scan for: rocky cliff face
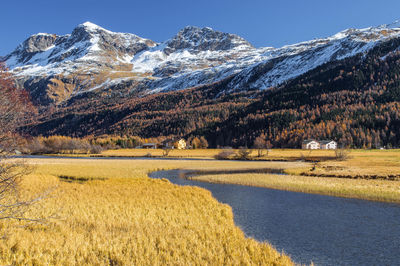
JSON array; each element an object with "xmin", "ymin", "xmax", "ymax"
[
  {"xmin": 164, "ymin": 26, "xmax": 253, "ymax": 53},
  {"xmin": 5, "ymin": 21, "xmax": 400, "ymax": 106}
]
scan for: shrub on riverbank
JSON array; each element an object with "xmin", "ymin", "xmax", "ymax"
[{"xmin": 214, "ymin": 150, "xmax": 236, "ymax": 160}]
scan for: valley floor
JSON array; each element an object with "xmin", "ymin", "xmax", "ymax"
[
  {"xmin": 2, "ymin": 149, "xmax": 399, "ymax": 264},
  {"xmin": 36, "ymin": 149, "xmax": 400, "ymax": 203}
]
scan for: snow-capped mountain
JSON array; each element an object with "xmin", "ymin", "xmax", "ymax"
[
  {"xmin": 6, "ymin": 22, "xmax": 156, "ymax": 70},
  {"xmin": 4, "ymin": 21, "xmax": 400, "ymax": 105}
]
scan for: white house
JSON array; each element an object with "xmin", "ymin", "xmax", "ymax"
[
  {"xmin": 319, "ymin": 140, "xmax": 337, "ymax": 150},
  {"xmin": 302, "ymin": 140, "xmax": 320, "ymax": 149}
]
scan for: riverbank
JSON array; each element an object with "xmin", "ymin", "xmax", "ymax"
[
  {"xmin": 179, "ymin": 149, "xmax": 400, "ymax": 203},
  {"xmin": 20, "ymin": 152, "xmax": 400, "ymax": 203},
  {"xmin": 188, "ymin": 171, "xmax": 400, "ymax": 204},
  {"xmin": 151, "ymin": 170, "xmax": 400, "ymax": 265},
  {"xmin": 40, "ymin": 148, "xmax": 400, "ymax": 164},
  {"xmin": 0, "ymin": 158, "xmax": 294, "ymax": 265}
]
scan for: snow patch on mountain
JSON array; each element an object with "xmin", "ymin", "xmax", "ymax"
[{"xmin": 79, "ymin": 21, "xmax": 112, "ymax": 34}]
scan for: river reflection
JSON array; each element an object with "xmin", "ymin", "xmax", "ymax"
[{"xmin": 149, "ymin": 170, "xmax": 400, "ymax": 266}]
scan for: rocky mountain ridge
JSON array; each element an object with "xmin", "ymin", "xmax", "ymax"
[{"xmin": 4, "ymin": 21, "xmax": 400, "ymax": 106}]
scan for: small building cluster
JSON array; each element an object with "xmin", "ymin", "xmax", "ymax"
[
  {"xmin": 302, "ymin": 139, "xmax": 337, "ymax": 150},
  {"xmin": 136, "ymin": 138, "xmax": 187, "ymax": 149},
  {"xmin": 161, "ymin": 138, "xmax": 187, "ymax": 149}
]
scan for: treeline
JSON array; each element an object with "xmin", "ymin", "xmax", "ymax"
[
  {"xmin": 25, "ymin": 136, "xmax": 103, "ymax": 154},
  {"xmin": 90, "ymin": 135, "xmax": 145, "ymax": 149},
  {"xmin": 25, "ymin": 135, "xmax": 148, "ymax": 154},
  {"xmin": 90, "ymin": 135, "xmax": 208, "ymax": 149},
  {"xmin": 23, "ymin": 135, "xmax": 210, "ymax": 154}
]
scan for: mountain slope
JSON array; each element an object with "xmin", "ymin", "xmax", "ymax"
[
  {"xmin": 5, "ymin": 22, "xmax": 157, "ymax": 104},
  {"xmin": 5, "ymin": 21, "xmax": 400, "ymax": 148},
  {"xmin": 6, "ymin": 21, "xmax": 400, "ymax": 106},
  {"xmin": 195, "ymin": 38, "xmax": 400, "ymax": 148},
  {"xmin": 22, "ymin": 32, "xmax": 400, "ymax": 149}
]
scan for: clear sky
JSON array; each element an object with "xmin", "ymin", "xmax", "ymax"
[{"xmin": 1, "ymin": 0, "xmax": 400, "ymax": 55}]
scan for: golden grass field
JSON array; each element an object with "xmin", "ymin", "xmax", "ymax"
[
  {"xmin": 100, "ymin": 147, "xmax": 400, "ymax": 166},
  {"xmin": 99, "ymin": 147, "xmax": 344, "ymax": 159},
  {"xmin": 100, "ymin": 148, "xmax": 226, "ymax": 158},
  {"xmin": 191, "ymin": 172, "xmax": 400, "ymax": 203},
  {"xmin": 48, "ymin": 149, "xmax": 400, "ymax": 203},
  {"xmin": 185, "ymin": 149, "xmax": 400, "ymax": 203},
  {"xmin": 0, "ymin": 158, "xmax": 294, "ymax": 265},
  {"xmin": 101, "ymin": 148, "xmax": 400, "ymax": 176},
  {"xmin": 2, "ymin": 149, "xmax": 399, "ymax": 264},
  {"xmin": 296, "ymin": 149, "xmax": 400, "ymax": 177}
]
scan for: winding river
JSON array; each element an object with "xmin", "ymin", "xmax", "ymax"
[{"xmin": 149, "ymin": 170, "xmax": 400, "ymax": 266}]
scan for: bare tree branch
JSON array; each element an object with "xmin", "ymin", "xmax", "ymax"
[{"xmin": 0, "ymin": 61, "xmax": 54, "ymax": 224}]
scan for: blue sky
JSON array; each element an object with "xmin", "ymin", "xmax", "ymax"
[{"xmin": 1, "ymin": 0, "xmax": 400, "ymax": 55}]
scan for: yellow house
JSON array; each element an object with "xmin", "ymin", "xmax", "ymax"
[{"xmin": 176, "ymin": 139, "xmax": 186, "ymax": 150}]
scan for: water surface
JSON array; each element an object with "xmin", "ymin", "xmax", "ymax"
[{"xmin": 149, "ymin": 170, "xmax": 400, "ymax": 266}]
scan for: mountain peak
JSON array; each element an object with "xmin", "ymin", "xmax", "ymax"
[
  {"xmin": 76, "ymin": 21, "xmax": 110, "ymax": 33},
  {"xmin": 68, "ymin": 21, "xmax": 114, "ymax": 46},
  {"xmin": 70, "ymin": 21, "xmax": 111, "ymax": 41},
  {"xmin": 16, "ymin": 33, "xmax": 58, "ymax": 54},
  {"xmin": 5, "ymin": 21, "xmax": 156, "ymax": 70},
  {"xmin": 179, "ymin": 25, "xmax": 213, "ymax": 33},
  {"xmin": 165, "ymin": 25, "xmax": 253, "ymax": 53},
  {"xmin": 81, "ymin": 21, "xmax": 100, "ymax": 27}
]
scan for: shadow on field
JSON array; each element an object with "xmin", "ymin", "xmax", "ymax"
[
  {"xmin": 58, "ymin": 175, "xmax": 108, "ymax": 183},
  {"xmin": 180, "ymin": 168, "xmax": 287, "ymax": 179}
]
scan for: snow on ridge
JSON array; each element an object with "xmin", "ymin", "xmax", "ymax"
[
  {"xmin": 328, "ymin": 23, "xmax": 400, "ymax": 42},
  {"xmin": 34, "ymin": 33, "xmax": 54, "ymax": 36},
  {"xmin": 78, "ymin": 21, "xmax": 155, "ymax": 46},
  {"xmin": 223, "ymin": 25, "xmax": 400, "ymax": 93},
  {"xmin": 7, "ymin": 20, "xmax": 400, "ymax": 100},
  {"xmin": 78, "ymin": 21, "xmax": 113, "ymax": 34},
  {"xmin": 383, "ymin": 19, "xmax": 400, "ymax": 29}
]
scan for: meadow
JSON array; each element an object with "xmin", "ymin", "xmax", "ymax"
[
  {"xmin": 190, "ymin": 172, "xmax": 400, "ymax": 203},
  {"xmin": 185, "ymin": 149, "xmax": 400, "ymax": 203},
  {"xmin": 97, "ymin": 147, "xmax": 341, "ymax": 159},
  {"xmin": 98, "ymin": 148, "xmax": 400, "ymax": 165},
  {"xmin": 45, "ymin": 148, "xmax": 400, "ymax": 203},
  {"xmin": 101, "ymin": 148, "xmax": 400, "ymax": 178},
  {"xmin": 100, "ymin": 148, "xmax": 226, "ymax": 158},
  {"xmin": 0, "ymin": 158, "xmax": 294, "ymax": 265}
]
